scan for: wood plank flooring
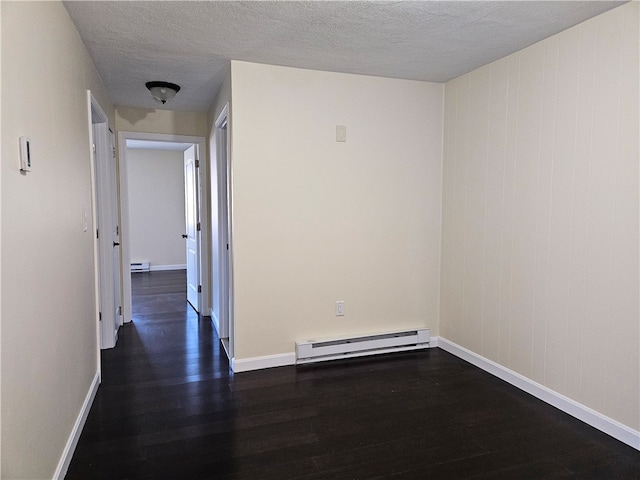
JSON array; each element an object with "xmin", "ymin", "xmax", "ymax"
[{"xmin": 66, "ymin": 270, "xmax": 639, "ymax": 479}]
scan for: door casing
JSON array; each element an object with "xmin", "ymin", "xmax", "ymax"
[{"xmin": 214, "ymin": 104, "xmax": 234, "ymax": 360}]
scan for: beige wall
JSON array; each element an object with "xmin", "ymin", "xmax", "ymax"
[
  {"xmin": 208, "ymin": 68, "xmax": 232, "ymax": 331},
  {"xmin": 1, "ymin": 3, "xmax": 4, "ymax": 471},
  {"xmin": 0, "ymin": 3, "xmax": 3, "ymax": 471},
  {"xmin": 115, "ymin": 107, "xmax": 207, "ymax": 137},
  {"xmin": 1, "ymin": 2, "xmax": 114, "ymax": 478},
  {"xmin": 441, "ymin": 2, "xmax": 639, "ymax": 431},
  {"xmin": 230, "ymin": 62, "xmax": 443, "ymax": 359},
  {"xmin": 127, "ymin": 149, "xmax": 186, "ymax": 268}
]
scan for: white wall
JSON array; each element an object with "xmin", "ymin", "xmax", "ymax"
[
  {"xmin": 1, "ymin": 2, "xmax": 114, "ymax": 478},
  {"xmin": 127, "ymin": 148, "xmax": 186, "ymax": 268},
  {"xmin": 230, "ymin": 62, "xmax": 443, "ymax": 360},
  {"xmin": 441, "ymin": 2, "xmax": 639, "ymax": 431}
]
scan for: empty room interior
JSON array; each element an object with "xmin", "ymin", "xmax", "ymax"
[{"xmin": 1, "ymin": 1, "xmax": 639, "ymax": 478}]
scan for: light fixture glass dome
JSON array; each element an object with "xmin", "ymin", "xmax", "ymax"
[{"xmin": 145, "ymin": 81, "xmax": 181, "ymax": 104}]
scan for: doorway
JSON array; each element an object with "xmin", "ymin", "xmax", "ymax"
[
  {"xmin": 214, "ymin": 104, "xmax": 234, "ymax": 360},
  {"xmin": 117, "ymin": 132, "xmax": 209, "ymax": 323},
  {"xmin": 89, "ymin": 93, "xmax": 122, "ymax": 349}
]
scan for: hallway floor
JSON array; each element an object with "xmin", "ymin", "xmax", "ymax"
[{"xmin": 66, "ymin": 271, "xmax": 639, "ymax": 479}]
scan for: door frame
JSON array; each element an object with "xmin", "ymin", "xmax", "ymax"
[
  {"xmin": 88, "ymin": 92, "xmax": 120, "ymax": 350},
  {"xmin": 117, "ymin": 132, "xmax": 210, "ymax": 322},
  {"xmin": 214, "ymin": 103, "xmax": 234, "ymax": 360}
]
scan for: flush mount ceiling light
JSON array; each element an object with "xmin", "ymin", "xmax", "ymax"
[{"xmin": 145, "ymin": 81, "xmax": 181, "ymax": 104}]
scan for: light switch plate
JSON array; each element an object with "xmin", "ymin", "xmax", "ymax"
[{"xmin": 336, "ymin": 125, "xmax": 346, "ymax": 142}]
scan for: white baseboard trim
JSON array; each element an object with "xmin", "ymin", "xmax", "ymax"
[
  {"xmin": 211, "ymin": 308, "xmax": 220, "ymax": 336},
  {"xmin": 231, "ymin": 352, "xmax": 296, "ymax": 373},
  {"xmin": 53, "ymin": 371, "xmax": 100, "ymax": 480},
  {"xmin": 437, "ymin": 337, "xmax": 640, "ymax": 451},
  {"xmin": 149, "ymin": 264, "xmax": 187, "ymax": 272},
  {"xmin": 428, "ymin": 336, "xmax": 439, "ymax": 348}
]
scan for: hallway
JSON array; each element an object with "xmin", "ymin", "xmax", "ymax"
[
  {"xmin": 66, "ymin": 270, "xmax": 233, "ymax": 478},
  {"xmin": 66, "ymin": 271, "xmax": 639, "ymax": 479}
]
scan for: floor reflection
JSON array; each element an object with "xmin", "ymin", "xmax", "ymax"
[{"xmin": 66, "ymin": 270, "xmax": 238, "ymax": 479}]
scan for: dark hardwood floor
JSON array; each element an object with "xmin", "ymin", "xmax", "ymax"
[{"xmin": 66, "ymin": 270, "xmax": 639, "ymax": 479}]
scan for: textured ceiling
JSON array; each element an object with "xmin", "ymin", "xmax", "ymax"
[{"xmin": 64, "ymin": 1, "xmax": 625, "ymax": 113}]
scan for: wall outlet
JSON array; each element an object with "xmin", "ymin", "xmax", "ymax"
[{"xmin": 335, "ymin": 301, "xmax": 345, "ymax": 316}]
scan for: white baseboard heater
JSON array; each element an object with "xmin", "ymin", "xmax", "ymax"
[
  {"xmin": 296, "ymin": 328, "xmax": 430, "ymax": 365},
  {"xmin": 131, "ymin": 262, "xmax": 150, "ymax": 273}
]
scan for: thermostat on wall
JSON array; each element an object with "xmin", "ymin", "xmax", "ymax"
[{"xmin": 19, "ymin": 136, "xmax": 31, "ymax": 172}]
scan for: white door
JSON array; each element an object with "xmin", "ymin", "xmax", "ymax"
[
  {"xmin": 92, "ymin": 108, "xmax": 120, "ymax": 349},
  {"xmin": 184, "ymin": 145, "xmax": 200, "ymax": 312}
]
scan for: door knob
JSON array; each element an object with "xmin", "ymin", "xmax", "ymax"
[
  {"xmin": 182, "ymin": 234, "xmax": 188, "ymax": 239},
  {"xmin": 113, "ymin": 242, "xmax": 120, "ymax": 247}
]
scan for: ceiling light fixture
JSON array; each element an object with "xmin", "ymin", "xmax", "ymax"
[{"xmin": 145, "ymin": 81, "xmax": 181, "ymax": 104}]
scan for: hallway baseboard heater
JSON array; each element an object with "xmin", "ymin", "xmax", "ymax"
[
  {"xmin": 295, "ymin": 328, "xmax": 430, "ymax": 364},
  {"xmin": 131, "ymin": 262, "xmax": 150, "ymax": 273}
]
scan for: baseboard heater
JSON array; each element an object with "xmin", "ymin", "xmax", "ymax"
[
  {"xmin": 296, "ymin": 328, "xmax": 430, "ymax": 365},
  {"xmin": 131, "ymin": 262, "xmax": 150, "ymax": 273}
]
